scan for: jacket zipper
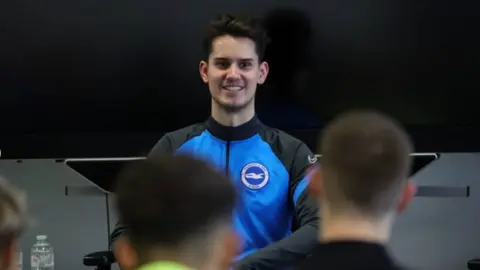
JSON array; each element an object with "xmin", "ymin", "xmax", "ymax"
[{"xmin": 225, "ymin": 141, "xmax": 231, "ymax": 177}]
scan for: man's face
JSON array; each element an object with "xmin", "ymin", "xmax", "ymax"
[{"xmin": 199, "ymin": 35, "xmax": 269, "ymax": 112}]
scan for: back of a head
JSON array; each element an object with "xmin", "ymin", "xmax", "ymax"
[
  {"xmin": 319, "ymin": 110, "xmax": 413, "ymax": 217},
  {"xmin": 114, "ymin": 154, "xmax": 237, "ymax": 259},
  {"xmin": 202, "ymin": 14, "xmax": 269, "ymax": 61},
  {"xmin": 0, "ymin": 177, "xmax": 28, "ymax": 263}
]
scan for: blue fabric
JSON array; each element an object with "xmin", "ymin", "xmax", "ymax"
[
  {"xmin": 293, "ymin": 177, "xmax": 309, "ymax": 206},
  {"xmin": 175, "ymin": 131, "xmax": 293, "ymax": 259}
]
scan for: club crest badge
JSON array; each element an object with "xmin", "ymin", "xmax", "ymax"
[{"xmin": 241, "ymin": 163, "xmax": 269, "ymax": 190}]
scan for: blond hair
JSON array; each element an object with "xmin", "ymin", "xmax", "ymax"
[{"xmin": 0, "ymin": 177, "xmax": 29, "ymax": 252}]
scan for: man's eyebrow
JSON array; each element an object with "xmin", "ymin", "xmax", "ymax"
[{"xmin": 212, "ymin": 57, "xmax": 254, "ymax": 61}]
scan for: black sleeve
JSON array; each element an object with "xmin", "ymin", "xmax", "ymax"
[
  {"xmin": 147, "ymin": 133, "xmax": 174, "ymax": 160},
  {"xmin": 235, "ymin": 140, "xmax": 319, "ymax": 270},
  {"xmin": 109, "ymin": 134, "xmax": 173, "ymax": 249}
]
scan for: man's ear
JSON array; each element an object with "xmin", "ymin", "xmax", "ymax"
[
  {"xmin": 308, "ymin": 165, "xmax": 323, "ymax": 199},
  {"xmin": 396, "ymin": 180, "xmax": 417, "ymax": 213},
  {"xmin": 199, "ymin": 60, "xmax": 209, "ymax": 83},
  {"xmin": 113, "ymin": 236, "xmax": 138, "ymax": 270},
  {"xmin": 219, "ymin": 230, "xmax": 242, "ymax": 270},
  {"xmin": 257, "ymin": 61, "xmax": 269, "ymax": 85}
]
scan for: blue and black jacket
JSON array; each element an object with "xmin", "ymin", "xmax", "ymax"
[{"xmin": 111, "ymin": 115, "xmax": 320, "ymax": 269}]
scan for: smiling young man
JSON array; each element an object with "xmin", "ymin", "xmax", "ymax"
[{"xmin": 111, "ymin": 14, "xmax": 319, "ymax": 270}]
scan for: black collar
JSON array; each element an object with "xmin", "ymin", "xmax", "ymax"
[
  {"xmin": 206, "ymin": 115, "xmax": 262, "ymax": 141},
  {"xmin": 300, "ymin": 241, "xmax": 399, "ymax": 269}
]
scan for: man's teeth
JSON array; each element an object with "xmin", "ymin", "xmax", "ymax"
[{"xmin": 224, "ymin": 86, "xmax": 242, "ymax": 91}]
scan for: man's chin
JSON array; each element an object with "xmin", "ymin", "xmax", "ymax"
[
  {"xmin": 220, "ymin": 103, "xmax": 246, "ymax": 113},
  {"xmin": 213, "ymin": 98, "xmax": 250, "ymax": 113}
]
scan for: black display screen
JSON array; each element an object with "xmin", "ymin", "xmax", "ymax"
[{"xmin": 0, "ymin": 1, "xmax": 478, "ymax": 158}]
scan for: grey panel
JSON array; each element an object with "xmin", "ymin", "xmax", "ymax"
[
  {"xmin": 389, "ymin": 153, "xmax": 480, "ymax": 270},
  {"xmin": 0, "ymin": 160, "xmax": 109, "ymax": 270},
  {"xmin": 415, "ymin": 185, "xmax": 470, "ymax": 197}
]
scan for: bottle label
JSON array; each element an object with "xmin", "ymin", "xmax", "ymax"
[{"xmin": 31, "ymin": 253, "xmax": 54, "ymax": 267}]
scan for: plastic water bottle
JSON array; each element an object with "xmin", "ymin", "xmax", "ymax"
[{"xmin": 30, "ymin": 235, "xmax": 54, "ymax": 270}]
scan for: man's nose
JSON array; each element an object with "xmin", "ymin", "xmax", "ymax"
[{"xmin": 226, "ymin": 65, "xmax": 241, "ymax": 78}]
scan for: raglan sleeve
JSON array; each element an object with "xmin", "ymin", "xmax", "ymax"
[
  {"xmin": 235, "ymin": 141, "xmax": 319, "ymax": 270},
  {"xmin": 109, "ymin": 134, "xmax": 173, "ymax": 249}
]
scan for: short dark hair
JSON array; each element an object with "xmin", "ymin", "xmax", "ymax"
[
  {"xmin": 114, "ymin": 155, "xmax": 237, "ymax": 253},
  {"xmin": 0, "ymin": 177, "xmax": 29, "ymax": 253},
  {"xmin": 319, "ymin": 110, "xmax": 413, "ymax": 217},
  {"xmin": 202, "ymin": 14, "xmax": 269, "ymax": 61}
]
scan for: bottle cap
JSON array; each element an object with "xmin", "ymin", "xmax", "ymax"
[{"xmin": 36, "ymin": 235, "xmax": 47, "ymax": 241}]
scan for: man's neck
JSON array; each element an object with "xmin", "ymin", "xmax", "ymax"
[
  {"xmin": 320, "ymin": 212, "xmax": 392, "ymax": 244},
  {"xmin": 139, "ymin": 250, "xmax": 201, "ymax": 270},
  {"xmin": 211, "ymin": 102, "xmax": 255, "ymax": 127}
]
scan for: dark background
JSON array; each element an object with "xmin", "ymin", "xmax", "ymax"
[{"xmin": 0, "ymin": 0, "xmax": 478, "ymax": 158}]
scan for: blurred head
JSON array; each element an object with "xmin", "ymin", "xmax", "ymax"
[
  {"xmin": 309, "ymin": 110, "xmax": 416, "ymax": 222},
  {"xmin": 114, "ymin": 155, "xmax": 239, "ymax": 270},
  {"xmin": 0, "ymin": 177, "xmax": 28, "ymax": 270},
  {"xmin": 199, "ymin": 14, "xmax": 269, "ymax": 113}
]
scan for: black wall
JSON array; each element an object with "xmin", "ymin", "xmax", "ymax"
[{"xmin": 1, "ymin": 0, "xmax": 478, "ymax": 158}]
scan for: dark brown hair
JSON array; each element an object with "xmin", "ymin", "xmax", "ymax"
[
  {"xmin": 319, "ymin": 110, "xmax": 413, "ymax": 217},
  {"xmin": 202, "ymin": 14, "xmax": 269, "ymax": 61},
  {"xmin": 114, "ymin": 154, "xmax": 237, "ymax": 253}
]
